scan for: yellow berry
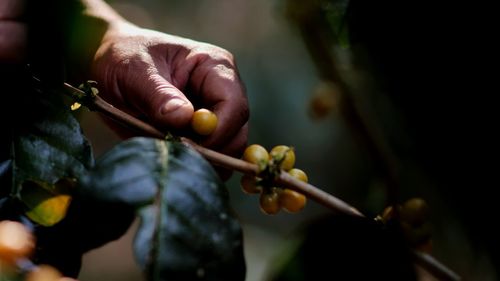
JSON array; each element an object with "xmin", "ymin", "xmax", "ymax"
[
  {"xmin": 240, "ymin": 175, "xmax": 262, "ymax": 194},
  {"xmin": 242, "ymin": 144, "xmax": 269, "ymax": 172},
  {"xmin": 280, "ymin": 189, "xmax": 306, "ymax": 213},
  {"xmin": 270, "ymin": 145, "xmax": 295, "ymax": 171},
  {"xmin": 281, "ymin": 168, "xmax": 308, "ymax": 212},
  {"xmin": 191, "ymin": 109, "xmax": 218, "ymax": 136},
  {"xmin": 401, "ymin": 198, "xmax": 429, "ymax": 226},
  {"xmin": 288, "ymin": 168, "xmax": 308, "ymax": 183},
  {"xmin": 259, "ymin": 189, "xmax": 280, "ymax": 215}
]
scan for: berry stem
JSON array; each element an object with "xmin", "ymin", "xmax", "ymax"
[
  {"xmin": 61, "ymin": 80, "xmax": 460, "ymax": 281},
  {"xmin": 277, "ymin": 172, "xmax": 363, "ymax": 217},
  {"xmin": 412, "ymin": 251, "xmax": 461, "ymax": 281},
  {"xmin": 63, "ymin": 81, "xmax": 364, "ymax": 216},
  {"xmin": 63, "ymin": 82, "xmax": 165, "ymax": 139}
]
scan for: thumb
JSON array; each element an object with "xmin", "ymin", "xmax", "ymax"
[{"xmin": 123, "ymin": 72, "xmax": 194, "ymax": 130}]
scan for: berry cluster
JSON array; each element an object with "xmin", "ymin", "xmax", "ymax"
[{"xmin": 241, "ymin": 144, "xmax": 308, "ymax": 215}]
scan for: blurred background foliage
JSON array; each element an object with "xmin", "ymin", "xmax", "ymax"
[{"xmin": 77, "ymin": 1, "xmax": 496, "ymax": 280}]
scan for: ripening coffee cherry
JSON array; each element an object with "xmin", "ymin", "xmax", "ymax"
[
  {"xmin": 309, "ymin": 81, "xmax": 338, "ymax": 119},
  {"xmin": 191, "ymin": 109, "xmax": 218, "ymax": 136},
  {"xmin": 240, "ymin": 175, "xmax": 262, "ymax": 194},
  {"xmin": 0, "ymin": 220, "xmax": 35, "ymax": 265},
  {"xmin": 270, "ymin": 145, "xmax": 295, "ymax": 171},
  {"xmin": 280, "ymin": 168, "xmax": 307, "ymax": 213},
  {"xmin": 288, "ymin": 168, "xmax": 308, "ymax": 183},
  {"xmin": 259, "ymin": 189, "xmax": 281, "ymax": 215},
  {"xmin": 400, "ymin": 198, "xmax": 429, "ymax": 226},
  {"xmin": 280, "ymin": 189, "xmax": 306, "ymax": 213},
  {"xmin": 242, "ymin": 144, "xmax": 269, "ymax": 172}
]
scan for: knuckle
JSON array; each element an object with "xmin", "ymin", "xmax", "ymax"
[{"xmin": 194, "ymin": 44, "xmax": 235, "ymax": 67}]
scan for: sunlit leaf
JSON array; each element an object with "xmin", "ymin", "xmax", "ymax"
[
  {"xmin": 70, "ymin": 102, "xmax": 81, "ymax": 111},
  {"xmin": 21, "ymin": 180, "xmax": 72, "ymax": 227}
]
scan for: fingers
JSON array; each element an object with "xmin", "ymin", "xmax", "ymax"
[
  {"xmin": 212, "ymin": 123, "xmax": 248, "ymax": 181},
  {"xmin": 0, "ymin": 21, "xmax": 26, "ymax": 63},
  {"xmin": 216, "ymin": 122, "xmax": 249, "ymax": 158},
  {"xmin": 189, "ymin": 50, "xmax": 249, "ymax": 149},
  {"xmin": 119, "ymin": 61, "xmax": 194, "ymax": 130},
  {"xmin": 91, "ymin": 31, "xmax": 248, "ymax": 150}
]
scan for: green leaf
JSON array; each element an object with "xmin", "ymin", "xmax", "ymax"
[
  {"xmin": 3, "ymin": 86, "xmax": 93, "ymax": 225},
  {"xmin": 80, "ymin": 138, "xmax": 246, "ymax": 281},
  {"xmin": 20, "ymin": 180, "xmax": 73, "ymax": 227},
  {"xmin": 11, "ymin": 89, "xmax": 93, "ymax": 195},
  {"xmin": 0, "ymin": 77, "xmax": 94, "ymax": 275}
]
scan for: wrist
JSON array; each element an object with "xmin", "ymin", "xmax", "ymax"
[{"xmin": 63, "ymin": 0, "xmax": 133, "ymax": 83}]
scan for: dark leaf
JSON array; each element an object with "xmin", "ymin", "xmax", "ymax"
[
  {"xmin": 4, "ymin": 87, "xmax": 93, "ymax": 227},
  {"xmin": 0, "ymin": 160, "xmax": 12, "ymax": 198},
  {"xmin": 80, "ymin": 138, "xmax": 246, "ymax": 281},
  {"xmin": 0, "ymin": 83, "xmax": 95, "ymax": 276},
  {"xmin": 11, "ymin": 89, "xmax": 93, "ymax": 197}
]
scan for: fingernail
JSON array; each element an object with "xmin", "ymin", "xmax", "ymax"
[{"xmin": 161, "ymin": 99, "xmax": 187, "ymax": 115}]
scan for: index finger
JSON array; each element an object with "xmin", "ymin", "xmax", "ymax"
[{"xmin": 190, "ymin": 60, "xmax": 249, "ymax": 150}]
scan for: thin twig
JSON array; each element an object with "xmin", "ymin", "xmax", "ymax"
[
  {"xmin": 412, "ymin": 251, "xmax": 461, "ymax": 281},
  {"xmin": 64, "ymin": 83, "xmax": 165, "ymax": 138},
  {"xmin": 60, "ymin": 82, "xmax": 460, "ymax": 281},
  {"xmin": 276, "ymin": 171, "xmax": 364, "ymax": 217},
  {"xmin": 62, "ymin": 82, "xmax": 363, "ymax": 217},
  {"xmin": 182, "ymin": 137, "xmax": 364, "ymax": 217}
]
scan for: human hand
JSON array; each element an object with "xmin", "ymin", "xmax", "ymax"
[
  {"xmin": 91, "ymin": 24, "xmax": 248, "ymax": 159},
  {"xmin": 0, "ymin": 0, "xmax": 26, "ymax": 62}
]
